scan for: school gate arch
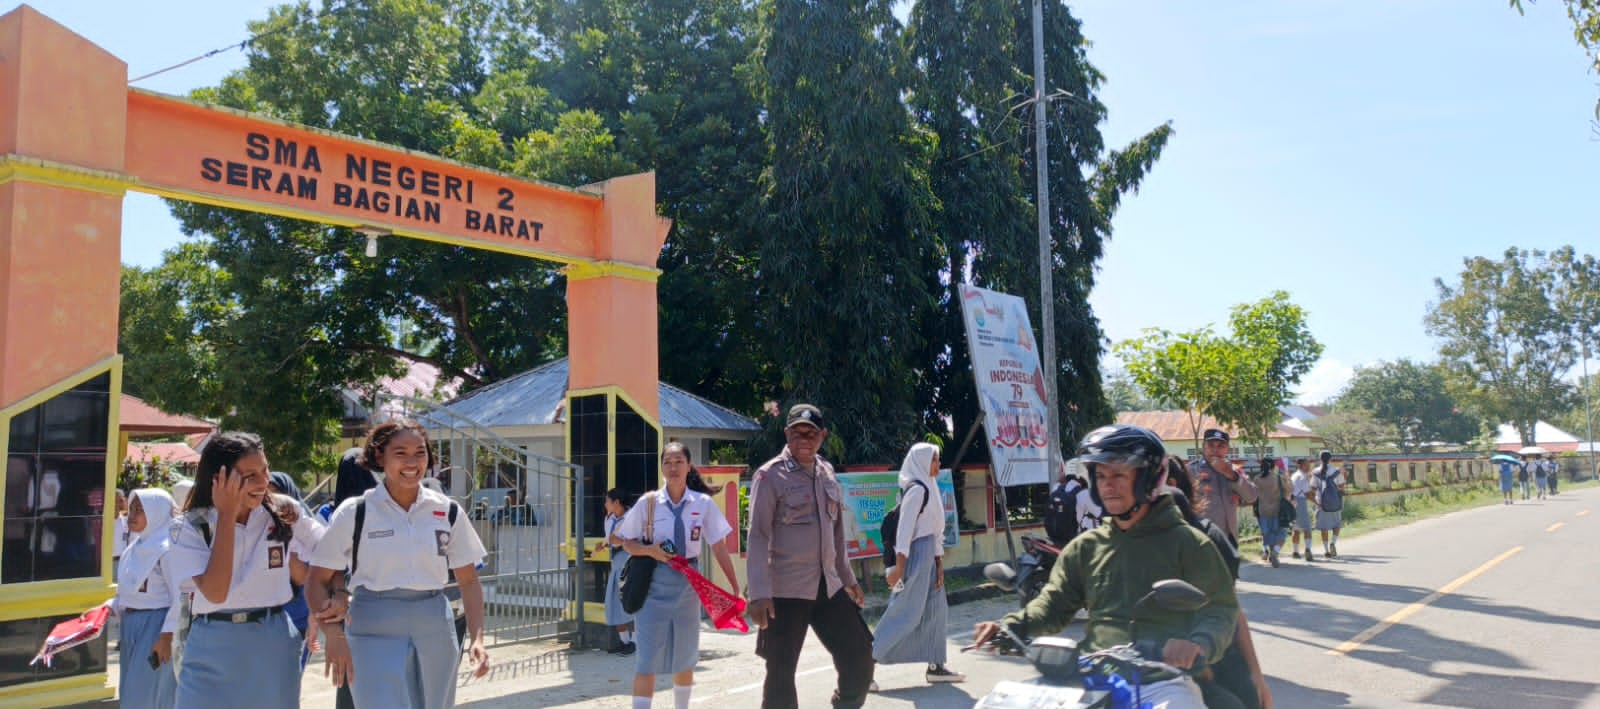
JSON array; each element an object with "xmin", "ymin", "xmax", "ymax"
[{"xmin": 0, "ymin": 7, "xmax": 667, "ymax": 704}]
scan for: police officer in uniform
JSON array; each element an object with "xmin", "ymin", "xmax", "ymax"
[{"xmin": 745, "ymin": 404, "xmax": 875, "ymax": 709}]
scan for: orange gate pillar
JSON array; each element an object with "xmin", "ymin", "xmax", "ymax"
[
  {"xmin": 0, "ymin": 6, "xmax": 128, "ymax": 706},
  {"xmin": 564, "ymin": 172, "xmax": 671, "ymax": 590}
]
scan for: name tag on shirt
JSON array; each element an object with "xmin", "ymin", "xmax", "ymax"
[
  {"xmin": 435, "ymin": 530, "xmax": 451, "ymax": 556},
  {"xmin": 690, "ymin": 526, "xmax": 701, "ymax": 542},
  {"xmin": 268, "ymin": 545, "xmax": 284, "ymax": 569},
  {"xmin": 367, "ymin": 529, "xmax": 395, "ymax": 539}
]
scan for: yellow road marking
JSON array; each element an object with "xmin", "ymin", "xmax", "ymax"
[
  {"xmin": 1546, "ymin": 522, "xmax": 1565, "ymax": 532},
  {"xmin": 1578, "ymin": 510, "xmax": 1591, "ymax": 517},
  {"xmin": 1328, "ymin": 546, "xmax": 1523, "ymax": 656}
]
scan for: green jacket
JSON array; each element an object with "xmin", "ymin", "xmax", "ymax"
[{"xmin": 1002, "ymin": 495, "xmax": 1238, "ymax": 667}]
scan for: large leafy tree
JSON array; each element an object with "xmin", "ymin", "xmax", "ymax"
[
  {"xmin": 908, "ymin": 0, "xmax": 1172, "ymax": 452},
  {"xmin": 1338, "ymin": 359, "xmax": 1481, "ymax": 451},
  {"xmin": 751, "ymin": 0, "xmax": 943, "ymax": 464},
  {"xmin": 1425, "ymin": 248, "xmax": 1579, "ymax": 446}
]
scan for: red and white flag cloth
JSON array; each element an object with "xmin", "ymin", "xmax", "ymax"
[
  {"xmin": 667, "ymin": 556, "xmax": 748, "ymax": 633},
  {"xmin": 31, "ymin": 604, "xmax": 111, "ymax": 668}
]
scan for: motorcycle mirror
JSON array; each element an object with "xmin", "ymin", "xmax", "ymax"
[
  {"xmin": 984, "ymin": 562, "xmax": 1018, "ymax": 592},
  {"xmin": 1134, "ymin": 579, "xmax": 1209, "ymax": 614}
]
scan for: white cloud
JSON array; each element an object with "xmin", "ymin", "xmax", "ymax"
[{"xmin": 1294, "ymin": 359, "xmax": 1354, "ymax": 405}]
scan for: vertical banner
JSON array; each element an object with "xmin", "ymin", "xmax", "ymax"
[
  {"xmin": 959, "ymin": 284, "xmax": 1051, "ymax": 486},
  {"xmin": 836, "ymin": 471, "xmax": 959, "ymax": 561}
]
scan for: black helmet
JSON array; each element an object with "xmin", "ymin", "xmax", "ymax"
[{"xmin": 1076, "ymin": 424, "xmax": 1167, "ymax": 518}]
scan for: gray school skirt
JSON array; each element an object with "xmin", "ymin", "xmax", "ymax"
[
  {"xmin": 872, "ymin": 535, "xmax": 948, "ymax": 665},
  {"xmin": 119, "ymin": 607, "xmax": 176, "ymax": 709},
  {"xmin": 175, "ymin": 608, "xmax": 301, "ymax": 709},
  {"xmin": 633, "ymin": 562, "xmax": 700, "ymax": 676},
  {"xmin": 348, "ymin": 587, "xmax": 461, "ymax": 709},
  {"xmin": 605, "ymin": 550, "xmax": 635, "ymax": 626}
]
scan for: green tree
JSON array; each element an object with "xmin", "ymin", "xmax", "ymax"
[
  {"xmin": 1209, "ymin": 292, "xmax": 1324, "ymax": 451},
  {"xmin": 1117, "ymin": 292, "xmax": 1321, "ymax": 452},
  {"xmin": 1102, "ymin": 367, "xmax": 1169, "ymax": 412},
  {"xmin": 908, "ymin": 0, "xmax": 1172, "ymax": 450},
  {"xmin": 1310, "ymin": 408, "xmax": 1397, "ymax": 456},
  {"xmin": 750, "ymin": 0, "xmax": 943, "ymax": 464},
  {"xmin": 1426, "ymin": 248, "xmax": 1579, "ymax": 447},
  {"xmin": 1116, "ymin": 327, "xmax": 1237, "ymax": 448},
  {"xmin": 1338, "ymin": 359, "xmax": 1482, "ymax": 451}
]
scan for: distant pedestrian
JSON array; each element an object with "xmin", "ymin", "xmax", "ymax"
[
  {"xmin": 1311, "ymin": 452, "xmax": 1344, "ymax": 558},
  {"xmin": 746, "ymin": 404, "xmax": 875, "ymax": 709},
  {"xmin": 1290, "ymin": 459, "xmax": 1315, "ymax": 560},
  {"xmin": 112, "ymin": 489, "xmax": 129, "ymax": 583},
  {"xmin": 1544, "ymin": 455, "xmax": 1560, "ymax": 495},
  {"xmin": 1251, "ymin": 457, "xmax": 1291, "ymax": 568},
  {"xmin": 595, "ymin": 488, "xmax": 637, "ymax": 655},
  {"xmin": 872, "ymin": 442, "xmax": 963, "ymax": 683},
  {"xmin": 1497, "ymin": 459, "xmax": 1515, "ymax": 505},
  {"xmin": 1517, "ymin": 457, "xmax": 1531, "ymax": 500},
  {"xmin": 1533, "ymin": 456, "xmax": 1549, "ymax": 500},
  {"xmin": 1186, "ymin": 429, "xmax": 1259, "ymax": 544}
]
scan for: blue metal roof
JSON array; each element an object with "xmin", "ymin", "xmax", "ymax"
[{"xmin": 441, "ymin": 358, "xmax": 760, "ymax": 434}]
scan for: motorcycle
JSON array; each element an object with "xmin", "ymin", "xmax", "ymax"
[
  {"xmin": 971, "ymin": 577, "xmax": 1211, "ymax": 709},
  {"xmin": 1005, "ymin": 534, "xmax": 1061, "ymax": 607}
]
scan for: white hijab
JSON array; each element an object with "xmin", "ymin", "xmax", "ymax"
[
  {"xmin": 897, "ymin": 442, "xmax": 944, "ymax": 520},
  {"xmin": 117, "ymin": 488, "xmax": 177, "ymax": 591}
]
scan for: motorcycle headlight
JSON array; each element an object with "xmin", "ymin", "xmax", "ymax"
[{"xmin": 1027, "ymin": 636, "xmax": 1081, "ymax": 682}]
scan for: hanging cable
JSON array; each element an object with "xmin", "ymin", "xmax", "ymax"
[{"xmin": 128, "ymin": 3, "xmax": 350, "ymax": 85}]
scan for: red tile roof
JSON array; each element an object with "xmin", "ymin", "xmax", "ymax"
[
  {"xmin": 1115, "ymin": 411, "xmax": 1322, "ymax": 442},
  {"xmin": 126, "ymin": 442, "xmax": 201, "ymax": 464},
  {"xmin": 120, "ymin": 394, "xmax": 215, "ymax": 435}
]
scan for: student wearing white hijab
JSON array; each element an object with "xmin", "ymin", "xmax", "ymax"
[
  {"xmin": 871, "ymin": 442, "xmax": 964, "ymax": 684},
  {"xmin": 109, "ymin": 488, "xmax": 182, "ymax": 708}
]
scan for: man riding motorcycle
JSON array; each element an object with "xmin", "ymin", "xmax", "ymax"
[{"xmin": 972, "ymin": 425, "xmax": 1240, "ymax": 708}]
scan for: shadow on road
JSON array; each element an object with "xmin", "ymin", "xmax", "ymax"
[
  {"xmin": 1413, "ymin": 670, "xmax": 1599, "ymax": 708},
  {"xmin": 1264, "ymin": 675, "xmax": 1358, "ymax": 707}
]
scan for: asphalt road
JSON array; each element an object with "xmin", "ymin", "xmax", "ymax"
[{"xmin": 91, "ymin": 486, "xmax": 1600, "ymax": 708}]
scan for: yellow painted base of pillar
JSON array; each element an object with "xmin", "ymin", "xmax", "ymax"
[{"xmin": 0, "ymin": 674, "xmax": 113, "ymax": 709}]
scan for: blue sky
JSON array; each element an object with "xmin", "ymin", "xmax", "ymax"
[{"xmin": 21, "ymin": 1, "xmax": 1600, "ymax": 403}]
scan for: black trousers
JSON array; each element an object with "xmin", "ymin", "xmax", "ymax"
[
  {"xmin": 756, "ymin": 581, "xmax": 875, "ymax": 709},
  {"xmin": 1201, "ymin": 642, "xmax": 1256, "ymax": 709}
]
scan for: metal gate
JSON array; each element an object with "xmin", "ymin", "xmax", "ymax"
[{"xmin": 373, "ymin": 394, "xmax": 585, "ymax": 647}]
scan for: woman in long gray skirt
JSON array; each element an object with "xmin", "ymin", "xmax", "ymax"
[
  {"xmin": 872, "ymin": 442, "xmax": 964, "ymax": 683},
  {"xmin": 596, "ymin": 488, "xmax": 637, "ymax": 654}
]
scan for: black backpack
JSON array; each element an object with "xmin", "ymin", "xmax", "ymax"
[
  {"xmin": 880, "ymin": 480, "xmax": 930, "ymax": 568},
  {"xmin": 1043, "ymin": 480, "xmax": 1083, "ymax": 545}
]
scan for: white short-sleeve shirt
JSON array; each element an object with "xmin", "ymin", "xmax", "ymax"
[
  {"xmin": 614, "ymin": 489, "xmax": 731, "ymax": 560},
  {"xmin": 308, "ymin": 483, "xmax": 486, "ymax": 592},
  {"xmin": 114, "ymin": 556, "xmax": 184, "ymax": 633},
  {"xmin": 166, "ymin": 506, "xmax": 294, "ymax": 615}
]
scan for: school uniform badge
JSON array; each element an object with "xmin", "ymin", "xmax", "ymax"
[
  {"xmin": 435, "ymin": 529, "xmax": 451, "ymax": 556},
  {"xmin": 268, "ymin": 545, "xmax": 284, "ymax": 569}
]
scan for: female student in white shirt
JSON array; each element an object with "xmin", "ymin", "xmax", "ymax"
[
  {"xmin": 306, "ymin": 419, "xmax": 490, "ymax": 709},
  {"xmin": 871, "ymin": 442, "xmax": 963, "ymax": 683},
  {"xmin": 168, "ymin": 432, "xmax": 325, "ymax": 708},
  {"xmin": 616, "ymin": 442, "xmax": 739, "ymax": 709},
  {"xmin": 108, "ymin": 488, "xmax": 181, "ymax": 708}
]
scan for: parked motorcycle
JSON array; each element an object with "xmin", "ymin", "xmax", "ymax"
[
  {"xmin": 971, "ymin": 577, "xmax": 1211, "ymax": 709},
  {"xmin": 1006, "ymin": 534, "xmax": 1061, "ymax": 607}
]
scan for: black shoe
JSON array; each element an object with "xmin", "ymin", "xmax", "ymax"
[
  {"xmin": 1292, "ymin": 550, "xmax": 1302, "ymax": 559},
  {"xmin": 1306, "ymin": 550, "xmax": 1315, "ymax": 562},
  {"xmin": 610, "ymin": 641, "xmax": 636, "ymax": 656},
  {"xmin": 1329, "ymin": 542, "xmax": 1338, "ymax": 558}
]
